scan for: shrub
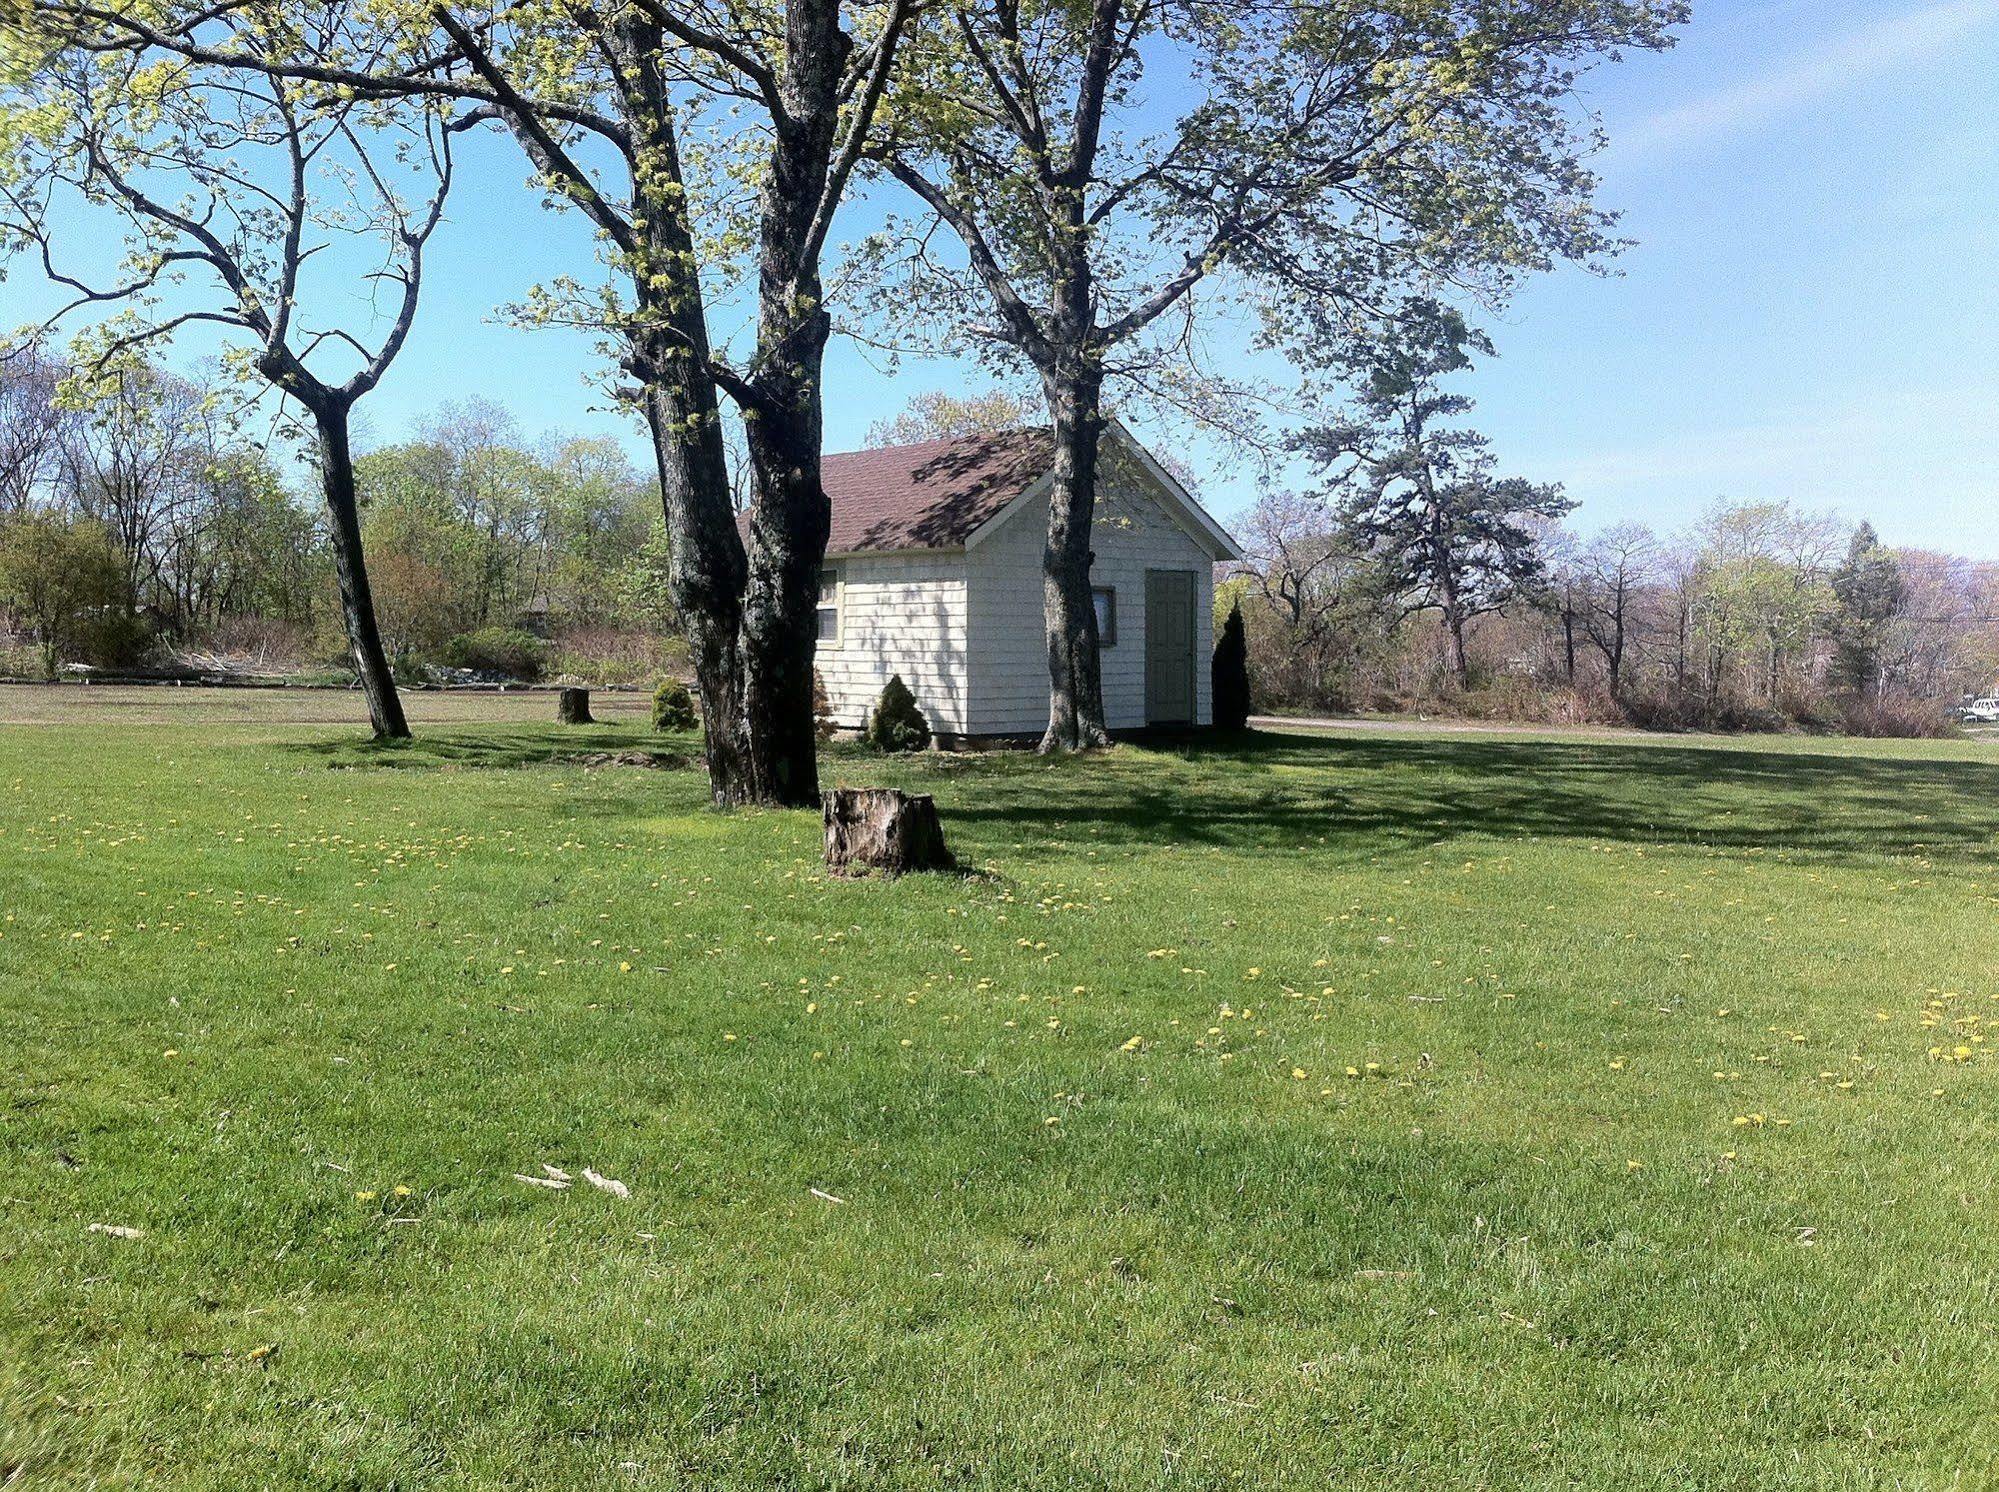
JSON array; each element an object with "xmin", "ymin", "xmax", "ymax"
[
  {"xmin": 862, "ymin": 674, "xmax": 931, "ymax": 753},
  {"xmin": 651, "ymin": 678, "xmax": 698, "ymax": 732},
  {"xmin": 74, "ymin": 610, "xmax": 158, "ymax": 672},
  {"xmin": 1840, "ymin": 694, "xmax": 1959, "ymax": 739},
  {"xmin": 1453, "ymin": 680, "xmax": 1623, "ymax": 727},
  {"xmin": 812, "ymin": 669, "xmax": 838, "ymax": 739},
  {"xmin": 543, "ymin": 627, "xmax": 683, "ymax": 689},
  {"xmin": 1211, "ymin": 601, "xmax": 1250, "ymax": 730},
  {"xmin": 1621, "ymin": 692, "xmax": 1791, "ymax": 735},
  {"xmin": 437, "ymin": 626, "xmax": 546, "ymax": 680}
]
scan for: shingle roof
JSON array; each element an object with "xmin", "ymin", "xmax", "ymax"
[{"xmin": 817, "ymin": 428, "xmax": 1052, "ymax": 554}]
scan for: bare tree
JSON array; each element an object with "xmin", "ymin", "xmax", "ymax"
[
  {"xmin": 1233, "ymin": 491, "xmax": 1396, "ymax": 709},
  {"xmin": 1577, "ymin": 523, "xmax": 1659, "ymax": 701},
  {"xmin": 866, "ymin": 389, "xmax": 1041, "ymax": 447},
  {"xmin": 0, "ymin": 347, "xmax": 73, "ymax": 513},
  {"xmin": 4, "ymin": 13, "xmax": 455, "ymax": 737}
]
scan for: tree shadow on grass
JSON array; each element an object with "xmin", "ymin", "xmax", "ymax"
[
  {"xmin": 930, "ymin": 730, "xmax": 1999, "ymax": 867},
  {"xmin": 277, "ymin": 724, "xmax": 1999, "ymax": 869},
  {"xmin": 286, "ymin": 726, "xmax": 691, "ymax": 773}
]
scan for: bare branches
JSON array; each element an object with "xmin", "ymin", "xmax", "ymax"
[
  {"xmin": 623, "ymin": 0, "xmax": 783, "ymax": 113},
  {"xmin": 803, "ymin": 0, "xmax": 916, "ymax": 271},
  {"xmin": 430, "ymin": 5, "xmax": 637, "ymax": 262},
  {"xmin": 882, "ymin": 158, "xmax": 1050, "ymax": 363},
  {"xmin": 6, "ymin": 13, "xmax": 461, "ymax": 418}
]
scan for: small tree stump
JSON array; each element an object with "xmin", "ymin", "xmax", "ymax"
[
  {"xmin": 823, "ymin": 788, "xmax": 956, "ymax": 876},
  {"xmin": 557, "ymin": 687, "xmax": 594, "ymax": 725}
]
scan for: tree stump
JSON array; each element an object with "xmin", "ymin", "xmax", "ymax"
[
  {"xmin": 823, "ymin": 788, "xmax": 956, "ymax": 876},
  {"xmin": 557, "ymin": 687, "xmax": 593, "ymax": 725}
]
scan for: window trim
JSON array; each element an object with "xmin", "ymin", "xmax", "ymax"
[
  {"xmin": 1092, "ymin": 585, "xmax": 1117, "ymax": 648},
  {"xmin": 816, "ymin": 565, "xmax": 844, "ymax": 650}
]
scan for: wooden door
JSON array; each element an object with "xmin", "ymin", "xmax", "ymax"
[{"xmin": 1144, "ymin": 569, "xmax": 1197, "ymax": 725}]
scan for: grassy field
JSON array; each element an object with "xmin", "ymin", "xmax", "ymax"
[{"xmin": 3, "ymin": 691, "xmax": 1997, "ymax": 1489}]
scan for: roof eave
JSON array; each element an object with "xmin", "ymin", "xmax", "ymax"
[{"xmin": 824, "ymin": 544, "xmax": 969, "ymax": 561}]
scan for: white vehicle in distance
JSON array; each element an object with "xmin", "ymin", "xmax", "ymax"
[{"xmin": 1959, "ymin": 696, "xmax": 1999, "ymax": 724}]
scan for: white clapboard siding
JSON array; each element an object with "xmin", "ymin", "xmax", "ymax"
[
  {"xmin": 814, "ymin": 551, "xmax": 970, "ymax": 734},
  {"xmin": 965, "ymin": 456, "xmax": 1215, "ymax": 735}
]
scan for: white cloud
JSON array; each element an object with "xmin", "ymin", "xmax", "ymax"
[{"xmin": 1620, "ymin": 0, "xmax": 1999, "ymax": 157}]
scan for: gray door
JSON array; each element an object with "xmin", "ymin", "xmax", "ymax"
[{"xmin": 1144, "ymin": 569, "xmax": 1197, "ymax": 725}]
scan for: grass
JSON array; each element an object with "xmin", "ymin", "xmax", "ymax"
[{"xmin": 3, "ymin": 691, "xmax": 1998, "ymax": 1489}]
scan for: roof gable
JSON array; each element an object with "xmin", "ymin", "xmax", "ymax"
[{"xmin": 963, "ymin": 420, "xmax": 1243, "ymax": 562}]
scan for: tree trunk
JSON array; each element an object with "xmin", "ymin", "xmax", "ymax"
[
  {"xmin": 1039, "ymin": 365, "xmax": 1111, "ymax": 753},
  {"xmin": 730, "ymin": 12, "xmax": 853, "ymax": 808},
  {"xmin": 312, "ymin": 405, "xmax": 409, "ymax": 741},
  {"xmin": 557, "ymin": 687, "xmax": 593, "ymax": 724},
  {"xmin": 591, "ymin": 14, "xmax": 766, "ymax": 809},
  {"xmin": 634, "ymin": 365, "xmax": 752, "ymax": 806},
  {"xmin": 740, "ymin": 396, "xmax": 830, "ymax": 808},
  {"xmin": 823, "ymin": 787, "xmax": 955, "ymax": 876},
  {"xmin": 614, "ymin": 6, "xmax": 839, "ymax": 809},
  {"xmin": 1440, "ymin": 589, "xmax": 1471, "ymax": 691}
]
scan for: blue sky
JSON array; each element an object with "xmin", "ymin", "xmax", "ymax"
[{"xmin": 11, "ymin": 0, "xmax": 1999, "ymax": 557}]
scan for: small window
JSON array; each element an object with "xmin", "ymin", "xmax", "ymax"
[
  {"xmin": 1092, "ymin": 586, "xmax": 1117, "ymax": 647},
  {"xmin": 816, "ymin": 567, "xmax": 842, "ymax": 647}
]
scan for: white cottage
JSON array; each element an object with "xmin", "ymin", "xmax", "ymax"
[{"xmin": 808, "ymin": 420, "xmax": 1243, "ymax": 740}]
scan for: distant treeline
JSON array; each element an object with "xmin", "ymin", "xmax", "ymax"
[{"xmin": 1228, "ymin": 491, "xmax": 1999, "ymax": 735}]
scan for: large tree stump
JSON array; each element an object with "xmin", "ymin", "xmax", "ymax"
[
  {"xmin": 557, "ymin": 687, "xmax": 594, "ymax": 725},
  {"xmin": 823, "ymin": 788, "xmax": 956, "ymax": 876}
]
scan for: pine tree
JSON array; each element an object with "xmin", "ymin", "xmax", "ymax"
[
  {"xmin": 1829, "ymin": 523, "xmax": 1902, "ymax": 698},
  {"xmin": 1297, "ymin": 299, "xmax": 1572, "ymax": 689}
]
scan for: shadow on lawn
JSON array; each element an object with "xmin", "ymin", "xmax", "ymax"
[
  {"xmin": 284, "ymin": 724, "xmax": 1999, "ymax": 868},
  {"xmin": 932, "ymin": 730, "xmax": 1999, "ymax": 866},
  {"xmin": 289, "ymin": 726, "xmax": 695, "ymax": 773}
]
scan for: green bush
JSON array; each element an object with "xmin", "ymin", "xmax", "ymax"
[
  {"xmin": 437, "ymin": 626, "xmax": 546, "ymax": 680},
  {"xmin": 75, "ymin": 610, "xmax": 157, "ymax": 671},
  {"xmin": 862, "ymin": 674, "xmax": 931, "ymax": 753},
  {"xmin": 651, "ymin": 678, "xmax": 698, "ymax": 732}
]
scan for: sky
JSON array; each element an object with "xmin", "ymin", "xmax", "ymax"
[{"xmin": 8, "ymin": 0, "xmax": 1999, "ymax": 557}]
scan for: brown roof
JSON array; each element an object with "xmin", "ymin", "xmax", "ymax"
[{"xmin": 805, "ymin": 428, "xmax": 1053, "ymax": 555}]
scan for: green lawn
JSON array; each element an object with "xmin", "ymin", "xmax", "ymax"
[{"xmin": 4, "ymin": 699, "xmax": 1997, "ymax": 1489}]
